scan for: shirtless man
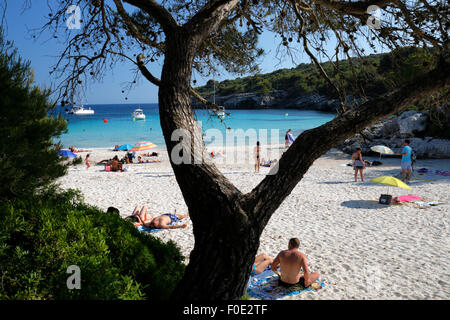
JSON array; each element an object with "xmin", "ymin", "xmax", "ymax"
[
  {"xmin": 128, "ymin": 205, "xmax": 188, "ymax": 229},
  {"xmin": 271, "ymin": 238, "xmax": 320, "ymax": 288}
]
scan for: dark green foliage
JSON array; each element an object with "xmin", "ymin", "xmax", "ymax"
[
  {"xmin": 0, "ymin": 189, "xmax": 185, "ymax": 300},
  {"xmin": 195, "ymin": 47, "xmax": 437, "ymax": 101},
  {"xmin": 0, "ymin": 30, "xmax": 67, "ymax": 199},
  {"xmin": 71, "ymin": 156, "xmax": 83, "ymax": 165}
]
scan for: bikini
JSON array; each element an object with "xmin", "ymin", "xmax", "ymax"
[{"xmin": 162, "ymin": 213, "xmax": 179, "ymax": 224}]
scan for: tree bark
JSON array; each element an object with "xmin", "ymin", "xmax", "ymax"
[{"xmin": 157, "ymin": 28, "xmax": 259, "ymax": 299}]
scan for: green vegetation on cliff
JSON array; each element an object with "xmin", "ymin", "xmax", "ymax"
[{"xmin": 195, "ymin": 47, "xmax": 437, "ymax": 100}]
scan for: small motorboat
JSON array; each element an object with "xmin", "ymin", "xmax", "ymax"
[
  {"xmin": 67, "ymin": 105, "xmax": 94, "ymax": 115},
  {"xmin": 216, "ymin": 106, "xmax": 225, "ymax": 117},
  {"xmin": 132, "ymin": 108, "xmax": 146, "ymax": 120}
]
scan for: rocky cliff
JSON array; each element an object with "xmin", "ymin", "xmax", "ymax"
[
  {"xmin": 337, "ymin": 111, "xmax": 450, "ymax": 159},
  {"xmin": 193, "ymin": 90, "xmax": 342, "ymax": 112}
]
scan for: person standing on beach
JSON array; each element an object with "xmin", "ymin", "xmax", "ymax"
[
  {"xmin": 85, "ymin": 154, "xmax": 91, "ymax": 170},
  {"xmin": 271, "ymin": 238, "xmax": 320, "ymax": 289},
  {"xmin": 351, "ymin": 147, "xmax": 365, "ymax": 182},
  {"xmin": 285, "ymin": 130, "xmax": 290, "ymax": 147},
  {"xmin": 285, "ymin": 129, "xmax": 294, "ymax": 147},
  {"xmin": 396, "ymin": 139, "xmax": 413, "ymax": 181},
  {"xmin": 254, "ymin": 141, "xmax": 261, "ymax": 173}
]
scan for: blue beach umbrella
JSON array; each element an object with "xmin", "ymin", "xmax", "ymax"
[
  {"xmin": 116, "ymin": 144, "xmax": 133, "ymax": 151},
  {"xmin": 58, "ymin": 150, "xmax": 77, "ymax": 158}
]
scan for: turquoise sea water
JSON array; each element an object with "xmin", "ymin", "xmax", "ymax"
[{"xmin": 57, "ymin": 103, "xmax": 335, "ymax": 148}]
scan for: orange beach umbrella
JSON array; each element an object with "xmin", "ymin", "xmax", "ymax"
[{"xmin": 129, "ymin": 141, "xmax": 156, "ymax": 152}]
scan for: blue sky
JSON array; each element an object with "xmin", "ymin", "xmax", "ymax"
[{"xmin": 3, "ymin": 1, "xmax": 382, "ymax": 104}]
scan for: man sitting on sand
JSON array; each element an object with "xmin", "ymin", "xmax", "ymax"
[
  {"xmin": 126, "ymin": 205, "xmax": 188, "ymax": 229},
  {"xmin": 271, "ymin": 238, "xmax": 321, "ymax": 289}
]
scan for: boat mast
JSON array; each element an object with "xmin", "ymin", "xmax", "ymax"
[{"xmin": 213, "ymin": 80, "xmax": 216, "ymax": 105}]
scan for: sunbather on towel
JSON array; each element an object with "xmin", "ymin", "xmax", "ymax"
[
  {"xmin": 137, "ymin": 156, "xmax": 161, "ymax": 163},
  {"xmin": 126, "ymin": 205, "xmax": 188, "ymax": 229},
  {"xmin": 271, "ymin": 238, "xmax": 321, "ymax": 289},
  {"xmin": 251, "ymin": 254, "xmax": 274, "ymax": 275}
]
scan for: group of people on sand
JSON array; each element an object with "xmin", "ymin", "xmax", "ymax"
[
  {"xmin": 121, "ymin": 205, "xmax": 319, "ymax": 289},
  {"xmin": 351, "ymin": 139, "xmax": 415, "ymax": 182},
  {"xmin": 252, "ymin": 237, "xmax": 321, "ymax": 289},
  {"xmin": 84, "ymin": 152, "xmax": 161, "ymax": 171}
]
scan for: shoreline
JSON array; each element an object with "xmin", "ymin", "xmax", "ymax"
[{"xmin": 58, "ymin": 146, "xmax": 450, "ymax": 300}]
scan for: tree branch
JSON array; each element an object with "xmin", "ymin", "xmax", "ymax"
[
  {"xmin": 314, "ymin": 0, "xmax": 393, "ymax": 16},
  {"xmin": 136, "ymin": 53, "xmax": 223, "ymax": 113},
  {"xmin": 123, "ymin": 0, "xmax": 179, "ymax": 32},
  {"xmin": 184, "ymin": 0, "xmax": 240, "ymax": 40},
  {"xmin": 112, "ymin": 0, "xmax": 165, "ymax": 50}
]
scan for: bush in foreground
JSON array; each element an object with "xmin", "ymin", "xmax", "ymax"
[{"xmin": 0, "ymin": 189, "xmax": 185, "ymax": 300}]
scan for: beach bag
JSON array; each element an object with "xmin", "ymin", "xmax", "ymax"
[
  {"xmin": 105, "ymin": 165, "xmax": 111, "ymax": 172},
  {"xmin": 379, "ymin": 194, "xmax": 392, "ymax": 205}
]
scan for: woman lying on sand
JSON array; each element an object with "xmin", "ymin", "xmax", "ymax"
[
  {"xmin": 252, "ymin": 254, "xmax": 274, "ymax": 275},
  {"xmin": 137, "ymin": 156, "xmax": 161, "ymax": 163},
  {"xmin": 69, "ymin": 145, "xmax": 91, "ymax": 153},
  {"xmin": 140, "ymin": 152, "xmax": 159, "ymax": 157},
  {"xmin": 126, "ymin": 206, "xmax": 188, "ymax": 229}
]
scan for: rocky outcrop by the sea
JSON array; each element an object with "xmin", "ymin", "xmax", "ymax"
[
  {"xmin": 193, "ymin": 90, "xmax": 342, "ymax": 112},
  {"xmin": 337, "ymin": 111, "xmax": 450, "ymax": 159}
]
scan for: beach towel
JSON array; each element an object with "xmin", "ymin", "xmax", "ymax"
[
  {"xmin": 395, "ymin": 195, "xmax": 423, "ymax": 202},
  {"xmin": 287, "ymin": 132, "xmax": 294, "ymax": 145},
  {"xmin": 415, "ymin": 201, "xmax": 443, "ymax": 207},
  {"xmin": 136, "ymin": 216, "xmax": 183, "ymax": 233},
  {"xmin": 246, "ymin": 270, "xmax": 325, "ymax": 300},
  {"xmin": 416, "ymin": 168, "xmax": 450, "ymax": 176},
  {"xmin": 136, "ymin": 225, "xmax": 163, "ymax": 233}
]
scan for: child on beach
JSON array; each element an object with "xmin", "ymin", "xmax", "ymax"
[{"xmin": 85, "ymin": 154, "xmax": 91, "ymax": 170}]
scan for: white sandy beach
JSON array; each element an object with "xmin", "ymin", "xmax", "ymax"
[{"xmin": 57, "ymin": 145, "xmax": 450, "ymax": 300}]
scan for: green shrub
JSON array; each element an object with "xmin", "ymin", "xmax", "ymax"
[
  {"xmin": 0, "ymin": 29, "xmax": 67, "ymax": 199},
  {"xmin": 0, "ymin": 189, "xmax": 185, "ymax": 300},
  {"xmin": 71, "ymin": 156, "xmax": 83, "ymax": 166}
]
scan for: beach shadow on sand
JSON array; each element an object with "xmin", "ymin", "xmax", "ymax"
[
  {"xmin": 320, "ymin": 181, "xmax": 352, "ymax": 185},
  {"xmin": 340, "ymin": 200, "xmax": 385, "ymax": 210},
  {"xmin": 136, "ymin": 172, "xmax": 175, "ymax": 178}
]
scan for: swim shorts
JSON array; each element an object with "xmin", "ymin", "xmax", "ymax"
[
  {"xmin": 401, "ymin": 161, "xmax": 412, "ymax": 170},
  {"xmin": 278, "ymin": 277, "xmax": 307, "ymax": 288}
]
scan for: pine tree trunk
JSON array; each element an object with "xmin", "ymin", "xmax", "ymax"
[{"xmin": 158, "ymin": 32, "xmax": 260, "ymax": 300}]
